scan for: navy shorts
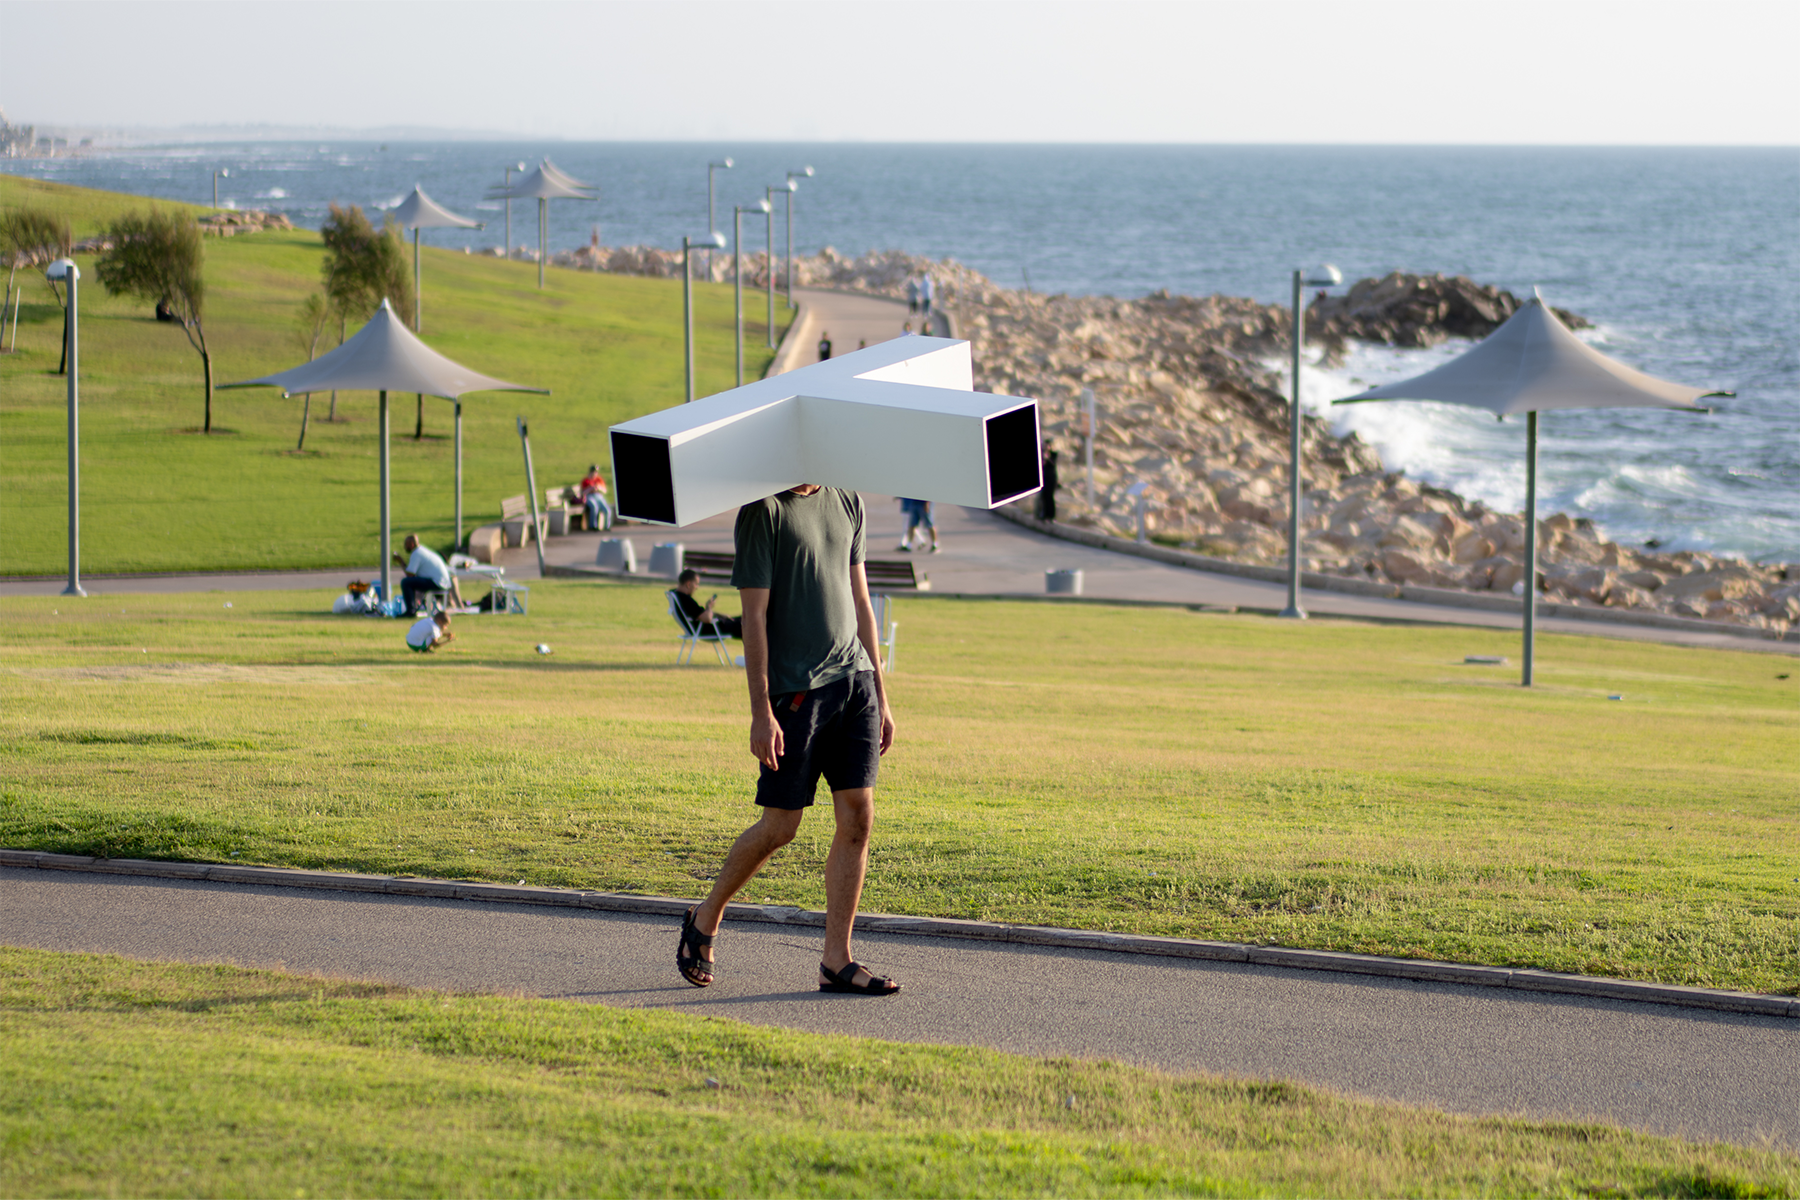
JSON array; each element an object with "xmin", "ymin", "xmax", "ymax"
[{"xmin": 756, "ymin": 671, "xmax": 881, "ymax": 809}]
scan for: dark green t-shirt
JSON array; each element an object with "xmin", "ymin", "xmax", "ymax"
[{"xmin": 731, "ymin": 488, "xmax": 873, "ymax": 695}]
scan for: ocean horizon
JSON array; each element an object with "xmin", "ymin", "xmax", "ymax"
[{"xmin": 7, "ymin": 141, "xmax": 1796, "ymax": 562}]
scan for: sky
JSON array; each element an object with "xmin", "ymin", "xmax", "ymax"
[{"xmin": 4, "ymin": 0, "xmax": 1796, "ymax": 145}]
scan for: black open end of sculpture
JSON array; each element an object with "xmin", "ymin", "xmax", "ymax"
[
  {"xmin": 611, "ymin": 431, "xmax": 677, "ymax": 525},
  {"xmin": 984, "ymin": 404, "xmax": 1042, "ymax": 505}
]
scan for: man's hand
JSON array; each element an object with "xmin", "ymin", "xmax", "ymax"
[
  {"xmin": 878, "ymin": 703, "xmax": 895, "ymax": 756},
  {"xmin": 750, "ymin": 705, "xmax": 784, "ymax": 771}
]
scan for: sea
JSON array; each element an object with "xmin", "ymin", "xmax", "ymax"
[{"xmin": 8, "ymin": 142, "xmax": 1796, "ymax": 562}]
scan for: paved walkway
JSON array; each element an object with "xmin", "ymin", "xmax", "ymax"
[{"xmin": 4, "ymin": 866, "xmax": 1793, "ymax": 1151}]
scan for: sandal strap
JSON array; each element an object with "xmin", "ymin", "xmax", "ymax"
[{"xmin": 682, "ymin": 910, "xmax": 715, "ymax": 948}]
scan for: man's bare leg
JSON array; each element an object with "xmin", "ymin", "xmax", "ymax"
[
  {"xmin": 819, "ymin": 786, "xmax": 881, "ymax": 986},
  {"xmin": 686, "ymin": 807, "xmax": 804, "ymax": 982}
]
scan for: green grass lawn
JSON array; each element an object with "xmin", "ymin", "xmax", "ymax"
[
  {"xmin": 1, "ymin": 174, "xmax": 788, "ymax": 575},
  {"xmin": 3, "ymin": 948, "xmax": 1792, "ymax": 1199},
  {"xmin": 2, "ymin": 583, "xmax": 1794, "ymax": 995}
]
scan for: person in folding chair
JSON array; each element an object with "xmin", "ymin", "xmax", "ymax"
[
  {"xmin": 671, "ymin": 569, "xmax": 740, "ymax": 637},
  {"xmin": 675, "ymin": 484, "xmax": 900, "ymax": 997}
]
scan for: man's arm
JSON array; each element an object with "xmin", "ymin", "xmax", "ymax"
[
  {"xmin": 740, "ymin": 588, "xmax": 782, "ymax": 770},
  {"xmin": 849, "ymin": 563, "xmax": 896, "ymax": 755}
]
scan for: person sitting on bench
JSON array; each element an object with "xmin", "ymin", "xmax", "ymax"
[
  {"xmin": 392, "ymin": 534, "xmax": 459, "ymax": 615},
  {"xmin": 673, "ymin": 568, "xmax": 740, "ymax": 637},
  {"xmin": 578, "ymin": 464, "xmax": 612, "ymax": 532}
]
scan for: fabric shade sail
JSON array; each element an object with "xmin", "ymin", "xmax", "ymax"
[
  {"xmin": 1333, "ymin": 294, "xmax": 1727, "ymax": 686},
  {"xmin": 222, "ymin": 300, "xmax": 548, "ymax": 598},
  {"xmin": 485, "ymin": 160, "xmax": 597, "ymax": 288},
  {"xmin": 387, "ymin": 186, "xmax": 483, "ymax": 334}
]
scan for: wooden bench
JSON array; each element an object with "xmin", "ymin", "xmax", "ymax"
[
  {"xmin": 499, "ymin": 493, "xmax": 547, "ymax": 548},
  {"xmin": 678, "ymin": 550, "xmax": 926, "ymax": 592}
]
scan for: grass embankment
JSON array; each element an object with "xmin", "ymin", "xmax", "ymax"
[
  {"xmin": 2, "ymin": 584, "xmax": 1794, "ymax": 995},
  {"xmin": 4, "ymin": 949, "xmax": 1792, "ymax": 1199},
  {"xmin": 0, "ymin": 174, "xmax": 787, "ymax": 575}
]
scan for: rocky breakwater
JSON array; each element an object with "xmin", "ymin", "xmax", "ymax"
[
  {"xmin": 196, "ymin": 210, "xmax": 293, "ymax": 237},
  {"xmin": 794, "ymin": 252, "xmax": 1792, "ymax": 635}
]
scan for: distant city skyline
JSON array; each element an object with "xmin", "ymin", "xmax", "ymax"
[{"xmin": 3, "ymin": 0, "xmax": 1795, "ymax": 146}]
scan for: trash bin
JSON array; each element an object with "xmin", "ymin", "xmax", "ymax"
[
  {"xmin": 649, "ymin": 542, "xmax": 684, "ymax": 578},
  {"xmin": 1046, "ymin": 568, "xmax": 1083, "ymax": 595},
  {"xmin": 597, "ymin": 538, "xmax": 637, "ymax": 573}
]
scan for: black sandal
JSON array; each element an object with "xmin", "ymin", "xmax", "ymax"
[
  {"xmin": 677, "ymin": 907, "xmax": 715, "ymax": 988},
  {"xmin": 819, "ymin": 960, "xmax": 900, "ymax": 996}
]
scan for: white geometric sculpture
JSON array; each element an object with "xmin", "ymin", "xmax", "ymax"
[{"xmin": 608, "ymin": 337, "xmax": 1042, "ymax": 527}]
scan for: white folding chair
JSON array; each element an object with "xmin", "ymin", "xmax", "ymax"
[
  {"xmin": 668, "ymin": 590, "xmax": 734, "ymax": 666},
  {"xmin": 872, "ymin": 594, "xmax": 899, "ymax": 673}
]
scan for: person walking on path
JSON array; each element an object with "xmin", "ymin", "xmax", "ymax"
[
  {"xmin": 897, "ymin": 497, "xmax": 938, "ymax": 552},
  {"xmin": 675, "ymin": 484, "xmax": 900, "ymax": 996},
  {"xmin": 905, "ymin": 278, "xmax": 919, "ymax": 315},
  {"xmin": 817, "ymin": 331, "xmax": 832, "ymax": 362},
  {"xmin": 918, "ymin": 274, "xmax": 934, "ymax": 323}
]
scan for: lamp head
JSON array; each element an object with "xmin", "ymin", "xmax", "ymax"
[
  {"xmin": 1301, "ymin": 263, "xmax": 1343, "ymax": 288},
  {"xmin": 713, "ymin": 158, "xmax": 734, "ymax": 170},
  {"xmin": 44, "ymin": 257, "xmax": 78, "ymax": 282},
  {"xmin": 800, "ymin": 166, "xmax": 814, "ymax": 177},
  {"xmin": 782, "ymin": 179, "xmax": 797, "ymax": 192},
  {"xmin": 218, "ymin": 168, "xmax": 229, "ymax": 179},
  {"xmin": 514, "ymin": 161, "xmax": 526, "ymax": 172},
  {"xmin": 697, "ymin": 231, "xmax": 726, "ymax": 249},
  {"xmin": 756, "ymin": 198, "xmax": 771, "ymax": 213}
]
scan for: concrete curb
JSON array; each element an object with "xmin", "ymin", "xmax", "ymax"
[
  {"xmin": 993, "ymin": 506, "xmax": 1799, "ymax": 646},
  {"xmin": 4, "ymin": 849, "xmax": 1792, "ymax": 1019}
]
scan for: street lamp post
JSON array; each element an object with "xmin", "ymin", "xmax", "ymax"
[
  {"xmin": 45, "ymin": 258, "xmax": 83, "ymax": 597},
  {"xmin": 212, "ymin": 168, "xmax": 229, "ymax": 210},
  {"xmin": 503, "ymin": 161, "xmax": 524, "ymax": 259},
  {"xmin": 682, "ymin": 232, "xmax": 726, "ymax": 403},
  {"xmin": 784, "ymin": 167, "xmax": 813, "ymax": 308},
  {"xmin": 1280, "ymin": 264, "xmax": 1343, "ymax": 620},
  {"xmin": 734, "ymin": 199, "xmax": 770, "ymax": 387},
  {"xmin": 763, "ymin": 185, "xmax": 785, "ymax": 349},
  {"xmin": 707, "ymin": 158, "xmax": 733, "ymax": 275}
]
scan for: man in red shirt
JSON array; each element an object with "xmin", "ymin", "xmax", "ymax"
[{"xmin": 578, "ymin": 464, "xmax": 612, "ymax": 531}]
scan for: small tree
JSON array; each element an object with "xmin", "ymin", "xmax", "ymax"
[
  {"xmin": 95, "ymin": 209, "xmax": 218, "ymax": 431},
  {"xmin": 0, "ymin": 207, "xmax": 72, "ymax": 358},
  {"xmin": 321, "ymin": 203, "xmax": 415, "ymax": 431},
  {"xmin": 292, "ymin": 292, "xmax": 330, "ymax": 451}
]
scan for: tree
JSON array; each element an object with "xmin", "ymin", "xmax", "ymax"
[
  {"xmin": 94, "ymin": 209, "xmax": 216, "ymax": 431},
  {"xmin": 1, "ymin": 207, "xmax": 71, "ymax": 359},
  {"xmin": 320, "ymin": 203, "xmax": 417, "ymax": 433},
  {"xmin": 292, "ymin": 292, "xmax": 330, "ymax": 451}
]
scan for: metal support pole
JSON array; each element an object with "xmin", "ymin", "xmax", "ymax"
[
  {"xmin": 518, "ymin": 417, "xmax": 546, "ymax": 577},
  {"xmin": 61, "ymin": 265, "xmax": 83, "ymax": 596},
  {"xmin": 1523, "ymin": 410, "xmax": 1539, "ymax": 688},
  {"xmin": 1083, "ymin": 387, "xmax": 1096, "ymax": 510},
  {"xmin": 379, "ymin": 390, "xmax": 391, "ymax": 604},
  {"xmin": 1280, "ymin": 268, "xmax": 1307, "ymax": 619},
  {"xmin": 454, "ymin": 400, "xmax": 464, "ymax": 549},
  {"xmin": 785, "ymin": 190, "xmax": 795, "ymax": 308},
  {"xmin": 412, "ymin": 227, "xmax": 421, "ymax": 332},
  {"xmin": 764, "ymin": 197, "xmax": 775, "ymax": 350},
  {"xmin": 683, "ymin": 237, "xmax": 696, "ymax": 403},
  {"xmin": 734, "ymin": 209, "xmax": 744, "ymax": 387},
  {"xmin": 537, "ymin": 198, "xmax": 546, "ymax": 289}
]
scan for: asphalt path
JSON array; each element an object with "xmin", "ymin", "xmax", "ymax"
[{"xmin": 5, "ymin": 867, "xmax": 1794, "ymax": 1151}]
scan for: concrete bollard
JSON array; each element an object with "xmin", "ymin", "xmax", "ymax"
[
  {"xmin": 1046, "ymin": 568, "xmax": 1083, "ymax": 595},
  {"xmin": 597, "ymin": 538, "xmax": 637, "ymax": 573},
  {"xmin": 648, "ymin": 542, "xmax": 684, "ymax": 578}
]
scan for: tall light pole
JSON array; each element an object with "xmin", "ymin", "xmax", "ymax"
[
  {"xmin": 734, "ymin": 199, "xmax": 770, "ymax": 387},
  {"xmin": 707, "ymin": 157, "xmax": 732, "ymax": 276},
  {"xmin": 1280, "ymin": 264, "xmax": 1343, "ymax": 620},
  {"xmin": 763, "ymin": 185, "xmax": 785, "ymax": 349},
  {"xmin": 682, "ymin": 232, "xmax": 725, "ymax": 403},
  {"xmin": 784, "ymin": 166, "xmax": 813, "ymax": 308},
  {"xmin": 503, "ymin": 161, "xmax": 524, "ymax": 258},
  {"xmin": 45, "ymin": 258, "xmax": 83, "ymax": 597},
  {"xmin": 212, "ymin": 167, "xmax": 229, "ymax": 210}
]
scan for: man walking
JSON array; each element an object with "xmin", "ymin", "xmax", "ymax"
[{"xmin": 676, "ymin": 484, "xmax": 899, "ymax": 996}]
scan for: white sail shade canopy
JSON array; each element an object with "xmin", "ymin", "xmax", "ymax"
[
  {"xmin": 222, "ymin": 301, "xmax": 548, "ymax": 599},
  {"xmin": 386, "ymin": 186, "xmax": 483, "ymax": 334},
  {"xmin": 389, "ymin": 186, "xmax": 483, "ymax": 231},
  {"xmin": 486, "ymin": 160, "xmax": 598, "ymax": 288},
  {"xmin": 1335, "ymin": 296, "xmax": 1722, "ymax": 415},
  {"xmin": 1332, "ymin": 294, "xmax": 1728, "ymax": 686}
]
